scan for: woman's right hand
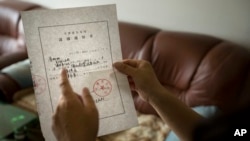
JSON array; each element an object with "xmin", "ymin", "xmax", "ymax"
[{"xmin": 113, "ymin": 59, "xmax": 164, "ymax": 103}]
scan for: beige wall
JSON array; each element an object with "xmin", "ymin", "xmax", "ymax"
[{"xmin": 21, "ymin": 0, "xmax": 250, "ymax": 48}]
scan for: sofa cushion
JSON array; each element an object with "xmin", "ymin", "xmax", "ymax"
[{"xmin": 0, "ymin": 6, "xmax": 19, "ymax": 37}]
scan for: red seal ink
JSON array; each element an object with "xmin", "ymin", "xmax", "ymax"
[
  {"xmin": 32, "ymin": 75, "xmax": 46, "ymax": 94},
  {"xmin": 93, "ymin": 79, "xmax": 112, "ymax": 97}
]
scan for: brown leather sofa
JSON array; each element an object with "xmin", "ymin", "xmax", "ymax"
[
  {"xmin": 1, "ymin": 0, "xmax": 250, "ymax": 116},
  {"xmin": 119, "ymin": 22, "xmax": 250, "ymax": 115},
  {"xmin": 0, "ymin": 0, "xmax": 42, "ymax": 69},
  {"xmin": 0, "ymin": 0, "xmax": 43, "ymax": 102}
]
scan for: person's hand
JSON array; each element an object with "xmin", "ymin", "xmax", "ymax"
[
  {"xmin": 52, "ymin": 69, "xmax": 99, "ymax": 141},
  {"xmin": 113, "ymin": 59, "xmax": 163, "ymax": 103}
]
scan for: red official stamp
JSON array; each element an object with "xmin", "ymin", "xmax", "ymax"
[
  {"xmin": 93, "ymin": 79, "xmax": 112, "ymax": 97},
  {"xmin": 32, "ymin": 75, "xmax": 46, "ymax": 94}
]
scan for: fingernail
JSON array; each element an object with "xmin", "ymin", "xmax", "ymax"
[{"xmin": 61, "ymin": 68, "xmax": 67, "ymax": 74}]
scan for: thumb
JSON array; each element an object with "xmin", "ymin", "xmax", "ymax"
[
  {"xmin": 113, "ymin": 62, "xmax": 136, "ymax": 77},
  {"xmin": 81, "ymin": 87, "xmax": 96, "ymax": 109}
]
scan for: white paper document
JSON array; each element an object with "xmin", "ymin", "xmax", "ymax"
[{"xmin": 21, "ymin": 5, "xmax": 138, "ymax": 140}]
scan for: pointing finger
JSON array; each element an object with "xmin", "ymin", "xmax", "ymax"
[{"xmin": 60, "ymin": 68, "xmax": 74, "ymax": 98}]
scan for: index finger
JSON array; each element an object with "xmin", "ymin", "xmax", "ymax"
[{"xmin": 59, "ymin": 68, "xmax": 74, "ymax": 98}]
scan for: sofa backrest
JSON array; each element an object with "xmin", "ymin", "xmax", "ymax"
[
  {"xmin": 119, "ymin": 22, "xmax": 250, "ymax": 114},
  {"xmin": 0, "ymin": 0, "xmax": 43, "ymax": 69}
]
